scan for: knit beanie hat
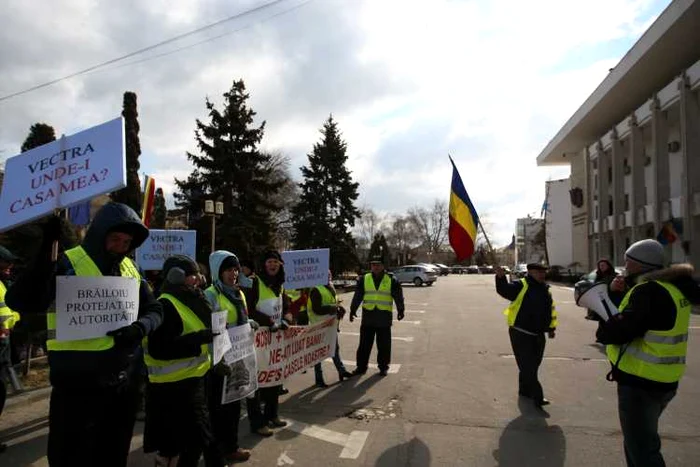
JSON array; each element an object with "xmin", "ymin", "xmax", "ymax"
[
  {"xmin": 262, "ymin": 250, "xmax": 284, "ymax": 264},
  {"xmin": 625, "ymin": 239, "xmax": 665, "ymax": 270},
  {"xmin": 162, "ymin": 255, "xmax": 200, "ymax": 285}
]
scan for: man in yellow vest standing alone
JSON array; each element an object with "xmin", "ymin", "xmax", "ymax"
[
  {"xmin": 6, "ymin": 203, "xmax": 164, "ymax": 467},
  {"xmin": 349, "ymin": 256, "xmax": 405, "ymax": 376},
  {"xmin": 596, "ymin": 239, "xmax": 699, "ymax": 467},
  {"xmin": 495, "ymin": 263, "xmax": 557, "ymax": 409}
]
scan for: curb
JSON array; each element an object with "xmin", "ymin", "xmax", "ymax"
[{"xmin": 6, "ymin": 386, "xmax": 52, "ymax": 409}]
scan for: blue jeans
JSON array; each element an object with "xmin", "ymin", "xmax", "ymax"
[
  {"xmin": 314, "ymin": 338, "xmax": 345, "ymax": 384},
  {"xmin": 617, "ymin": 384, "xmax": 676, "ymax": 467}
]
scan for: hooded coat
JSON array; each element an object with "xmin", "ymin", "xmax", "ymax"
[
  {"xmin": 6, "ymin": 203, "xmax": 163, "ymax": 389},
  {"xmin": 597, "ymin": 264, "xmax": 700, "ymax": 391},
  {"xmin": 204, "ymin": 250, "xmax": 249, "ymax": 327}
]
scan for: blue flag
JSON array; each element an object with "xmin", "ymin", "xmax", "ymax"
[{"xmin": 68, "ymin": 201, "xmax": 91, "ymax": 226}]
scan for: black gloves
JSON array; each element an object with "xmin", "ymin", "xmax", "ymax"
[
  {"xmin": 397, "ymin": 310, "xmax": 405, "ymax": 321},
  {"xmin": 107, "ymin": 322, "xmax": 146, "ymax": 349},
  {"xmin": 349, "ymin": 310, "xmax": 357, "ymax": 322},
  {"xmin": 213, "ymin": 362, "xmax": 232, "ymax": 377},
  {"xmin": 248, "ymin": 320, "xmax": 260, "ymax": 330},
  {"xmin": 192, "ymin": 329, "xmax": 216, "ymax": 344}
]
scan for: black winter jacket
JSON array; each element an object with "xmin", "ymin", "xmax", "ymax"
[
  {"xmin": 350, "ymin": 272, "xmax": 405, "ymax": 328},
  {"xmin": 496, "ymin": 275, "xmax": 555, "ymax": 334}
]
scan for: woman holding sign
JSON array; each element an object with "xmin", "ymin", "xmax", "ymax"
[
  {"xmin": 142, "ymin": 256, "xmax": 225, "ymax": 467},
  {"xmin": 204, "ymin": 250, "xmax": 256, "ymax": 463}
]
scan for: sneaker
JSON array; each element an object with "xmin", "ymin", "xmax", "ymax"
[
  {"xmin": 535, "ymin": 398, "xmax": 551, "ymax": 408},
  {"xmin": 338, "ymin": 370, "xmax": 354, "ymax": 381},
  {"xmin": 315, "ymin": 381, "xmax": 329, "ymax": 388},
  {"xmin": 352, "ymin": 368, "xmax": 367, "ymax": 376},
  {"xmin": 268, "ymin": 418, "xmax": 288, "ymax": 428},
  {"xmin": 254, "ymin": 426, "xmax": 274, "ymax": 437},
  {"xmin": 226, "ymin": 448, "xmax": 251, "ymax": 463},
  {"xmin": 279, "ymin": 386, "xmax": 289, "ymax": 395},
  {"xmin": 379, "ymin": 369, "xmax": 388, "ymax": 376}
]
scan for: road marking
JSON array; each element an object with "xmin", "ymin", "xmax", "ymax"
[
  {"xmin": 284, "ymin": 418, "xmax": 369, "ymax": 459},
  {"xmin": 689, "ymin": 326, "xmax": 700, "ymax": 329},
  {"xmin": 559, "ymin": 300, "xmax": 576, "ymax": 304},
  {"xmin": 405, "ymin": 302, "xmax": 428, "ymax": 306},
  {"xmin": 400, "ymin": 320, "xmax": 422, "ymax": 325},
  {"xmin": 556, "ymin": 286, "xmax": 575, "ymax": 291},
  {"xmin": 500, "ymin": 354, "xmax": 607, "ymax": 362},
  {"xmin": 277, "ymin": 450, "xmax": 295, "ymax": 465},
  {"xmin": 327, "ymin": 359, "xmax": 401, "ymax": 374},
  {"xmin": 342, "ymin": 331, "xmax": 414, "ymax": 342},
  {"xmin": 406, "ymin": 309, "xmax": 426, "ymax": 313}
]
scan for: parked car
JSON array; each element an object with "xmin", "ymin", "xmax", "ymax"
[
  {"xmin": 478, "ymin": 265, "xmax": 495, "ymax": 274},
  {"xmin": 466, "ymin": 265, "xmax": 480, "ymax": 274},
  {"xmin": 434, "ymin": 263, "xmax": 450, "ymax": 276},
  {"xmin": 513, "ymin": 263, "xmax": 528, "ymax": 278},
  {"xmin": 392, "ymin": 265, "xmax": 439, "ymax": 286}
]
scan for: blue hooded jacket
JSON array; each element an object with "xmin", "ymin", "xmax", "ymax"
[{"xmin": 205, "ymin": 250, "xmax": 248, "ymax": 326}]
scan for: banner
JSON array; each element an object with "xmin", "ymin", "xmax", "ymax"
[
  {"xmin": 254, "ymin": 317, "xmax": 337, "ymax": 388},
  {"xmin": 221, "ymin": 323, "xmax": 257, "ymax": 404},
  {"xmin": 0, "ymin": 117, "xmax": 126, "ymax": 232},
  {"xmin": 54, "ymin": 276, "xmax": 139, "ymax": 341},
  {"xmin": 135, "ymin": 229, "xmax": 197, "ymax": 270},
  {"xmin": 281, "ymin": 248, "xmax": 330, "ymax": 289}
]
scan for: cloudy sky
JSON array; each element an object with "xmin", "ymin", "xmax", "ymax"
[{"xmin": 0, "ymin": 0, "xmax": 670, "ymax": 246}]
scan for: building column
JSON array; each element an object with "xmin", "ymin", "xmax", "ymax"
[
  {"xmin": 629, "ymin": 114, "xmax": 645, "ymax": 242},
  {"xmin": 651, "ymin": 97, "xmax": 670, "ymax": 234},
  {"xmin": 596, "ymin": 142, "xmax": 609, "ymax": 261},
  {"xmin": 611, "ymin": 129, "xmax": 625, "ymax": 265},
  {"xmin": 679, "ymin": 75, "xmax": 700, "ymax": 266},
  {"xmin": 585, "ymin": 147, "xmax": 595, "ymax": 270}
]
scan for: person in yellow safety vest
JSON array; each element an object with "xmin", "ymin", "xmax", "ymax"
[
  {"xmin": 596, "ymin": 239, "xmax": 700, "ymax": 467},
  {"xmin": 204, "ymin": 250, "xmax": 256, "ymax": 463},
  {"xmin": 243, "ymin": 250, "xmax": 291, "ymax": 431},
  {"xmin": 0, "ymin": 245, "xmax": 21, "ymax": 454},
  {"xmin": 6, "ymin": 203, "xmax": 164, "ymax": 467},
  {"xmin": 495, "ymin": 263, "xmax": 557, "ymax": 409},
  {"xmin": 142, "ymin": 255, "xmax": 225, "ymax": 467},
  {"xmin": 309, "ymin": 270, "xmax": 354, "ymax": 387},
  {"xmin": 349, "ymin": 255, "xmax": 405, "ymax": 376}
]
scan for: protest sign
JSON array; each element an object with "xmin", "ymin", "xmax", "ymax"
[
  {"xmin": 212, "ymin": 311, "xmax": 231, "ymax": 365},
  {"xmin": 254, "ymin": 317, "xmax": 337, "ymax": 388},
  {"xmin": 0, "ymin": 118, "xmax": 126, "ymax": 232},
  {"xmin": 54, "ymin": 276, "xmax": 139, "ymax": 341},
  {"xmin": 221, "ymin": 323, "xmax": 258, "ymax": 404},
  {"xmin": 281, "ymin": 248, "xmax": 330, "ymax": 289},
  {"xmin": 135, "ymin": 229, "xmax": 197, "ymax": 270}
]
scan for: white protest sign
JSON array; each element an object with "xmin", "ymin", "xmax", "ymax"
[
  {"xmin": 55, "ymin": 276, "xmax": 139, "ymax": 341},
  {"xmin": 212, "ymin": 311, "xmax": 231, "ymax": 365},
  {"xmin": 136, "ymin": 230, "xmax": 197, "ymax": 271},
  {"xmin": 224, "ymin": 323, "xmax": 257, "ymax": 364},
  {"xmin": 0, "ymin": 117, "xmax": 126, "ymax": 232},
  {"xmin": 222, "ymin": 323, "xmax": 258, "ymax": 404},
  {"xmin": 281, "ymin": 248, "xmax": 330, "ymax": 290}
]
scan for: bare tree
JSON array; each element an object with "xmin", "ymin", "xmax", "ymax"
[
  {"xmin": 408, "ymin": 199, "xmax": 449, "ymax": 255},
  {"xmin": 264, "ymin": 151, "xmax": 298, "ymax": 250},
  {"xmin": 386, "ymin": 215, "xmax": 419, "ymax": 265},
  {"xmin": 356, "ymin": 205, "xmax": 385, "ymax": 250}
]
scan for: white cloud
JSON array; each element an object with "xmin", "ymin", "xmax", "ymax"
[{"xmin": 0, "ymin": 0, "xmax": 670, "ymax": 248}]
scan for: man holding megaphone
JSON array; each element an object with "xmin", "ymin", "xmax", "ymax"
[{"xmin": 596, "ymin": 239, "xmax": 700, "ymax": 467}]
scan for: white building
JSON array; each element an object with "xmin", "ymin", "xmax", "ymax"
[
  {"xmin": 537, "ymin": 0, "xmax": 700, "ymax": 270},
  {"xmin": 545, "ymin": 179, "xmax": 573, "ymax": 269},
  {"xmin": 515, "ymin": 217, "xmax": 545, "ymax": 265}
]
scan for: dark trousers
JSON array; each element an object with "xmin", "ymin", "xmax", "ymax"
[
  {"xmin": 47, "ymin": 383, "xmax": 139, "ymax": 467},
  {"xmin": 208, "ymin": 373, "xmax": 242, "ymax": 454},
  {"xmin": 508, "ymin": 327, "xmax": 546, "ymax": 403},
  {"xmin": 617, "ymin": 384, "xmax": 676, "ymax": 467},
  {"xmin": 356, "ymin": 325, "xmax": 391, "ymax": 372},
  {"xmin": 314, "ymin": 338, "xmax": 346, "ymax": 384},
  {"xmin": 246, "ymin": 385, "xmax": 280, "ymax": 429}
]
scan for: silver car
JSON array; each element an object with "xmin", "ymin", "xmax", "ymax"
[{"xmin": 392, "ymin": 265, "xmax": 438, "ymax": 287}]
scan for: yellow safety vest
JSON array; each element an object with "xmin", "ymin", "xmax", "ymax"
[
  {"xmin": 503, "ymin": 279, "xmax": 558, "ymax": 328},
  {"xmin": 46, "ymin": 246, "xmax": 141, "ymax": 351},
  {"xmin": 363, "ymin": 274, "xmax": 393, "ymax": 312},
  {"xmin": 307, "ymin": 285, "xmax": 336, "ymax": 324},
  {"xmin": 257, "ymin": 279, "xmax": 283, "ymax": 324},
  {"xmin": 607, "ymin": 281, "xmax": 690, "ymax": 383},
  {"xmin": 143, "ymin": 293, "xmax": 211, "ymax": 383},
  {"xmin": 206, "ymin": 285, "xmax": 248, "ymax": 326},
  {"xmin": 0, "ymin": 281, "xmax": 21, "ymax": 331}
]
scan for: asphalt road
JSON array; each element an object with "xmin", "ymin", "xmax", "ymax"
[{"xmin": 2, "ymin": 274, "xmax": 700, "ymax": 466}]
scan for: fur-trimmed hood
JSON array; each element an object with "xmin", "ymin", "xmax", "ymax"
[{"xmin": 641, "ymin": 264, "xmax": 700, "ymax": 305}]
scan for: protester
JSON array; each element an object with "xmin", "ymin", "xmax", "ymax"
[
  {"xmin": 585, "ymin": 259, "xmax": 619, "ymax": 320},
  {"xmin": 0, "ymin": 245, "xmax": 21, "ymax": 454},
  {"xmin": 5, "ymin": 203, "xmax": 164, "ymax": 467},
  {"xmin": 204, "ymin": 250, "xmax": 255, "ymax": 463},
  {"xmin": 142, "ymin": 255, "xmax": 224, "ymax": 467},
  {"xmin": 596, "ymin": 239, "xmax": 700, "ymax": 466},
  {"xmin": 349, "ymin": 255, "xmax": 405, "ymax": 376},
  {"xmin": 244, "ymin": 250, "xmax": 290, "ymax": 432},
  {"xmin": 309, "ymin": 271, "xmax": 354, "ymax": 387},
  {"xmin": 238, "ymin": 259, "xmax": 255, "ymax": 289},
  {"xmin": 495, "ymin": 263, "xmax": 557, "ymax": 409}
]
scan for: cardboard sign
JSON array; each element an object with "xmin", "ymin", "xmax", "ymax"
[
  {"xmin": 212, "ymin": 311, "xmax": 231, "ymax": 365},
  {"xmin": 281, "ymin": 248, "xmax": 330, "ymax": 289},
  {"xmin": 254, "ymin": 317, "xmax": 338, "ymax": 388},
  {"xmin": 221, "ymin": 323, "xmax": 258, "ymax": 404},
  {"xmin": 0, "ymin": 118, "xmax": 126, "ymax": 232},
  {"xmin": 54, "ymin": 276, "xmax": 139, "ymax": 341},
  {"xmin": 135, "ymin": 229, "xmax": 197, "ymax": 271}
]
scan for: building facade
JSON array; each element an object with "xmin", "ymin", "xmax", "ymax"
[
  {"xmin": 545, "ymin": 179, "xmax": 574, "ymax": 269},
  {"xmin": 515, "ymin": 217, "xmax": 546, "ymax": 265},
  {"xmin": 537, "ymin": 0, "xmax": 700, "ymax": 270}
]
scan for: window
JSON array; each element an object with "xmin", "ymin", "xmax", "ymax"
[
  {"xmin": 624, "ymin": 194, "xmax": 630, "ymax": 211},
  {"xmin": 592, "ymin": 159, "xmax": 598, "ymax": 170},
  {"xmin": 595, "ymin": 205, "xmax": 599, "ymax": 220},
  {"xmin": 608, "ymin": 197, "xmax": 613, "ymax": 216},
  {"xmin": 608, "ymin": 167, "xmax": 613, "ymax": 183},
  {"xmin": 594, "ymin": 175, "xmax": 598, "ymax": 190}
]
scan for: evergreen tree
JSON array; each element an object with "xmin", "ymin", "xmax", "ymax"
[
  {"xmin": 111, "ymin": 91, "xmax": 142, "ymax": 212},
  {"xmin": 292, "ymin": 115, "xmax": 361, "ymax": 273},
  {"xmin": 21, "ymin": 123, "xmax": 56, "ymax": 153},
  {"xmin": 369, "ymin": 233, "xmax": 390, "ymax": 265},
  {"xmin": 151, "ymin": 188, "xmax": 167, "ymax": 229},
  {"xmin": 174, "ymin": 79, "xmax": 285, "ymax": 261}
]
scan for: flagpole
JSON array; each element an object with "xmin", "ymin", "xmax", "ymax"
[{"xmin": 478, "ymin": 219, "xmax": 498, "ymax": 265}]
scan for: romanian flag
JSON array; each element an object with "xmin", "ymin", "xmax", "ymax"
[
  {"xmin": 657, "ymin": 218, "xmax": 682, "ymax": 245},
  {"xmin": 141, "ymin": 175, "xmax": 156, "ymax": 227},
  {"xmin": 448, "ymin": 157, "xmax": 480, "ymax": 261}
]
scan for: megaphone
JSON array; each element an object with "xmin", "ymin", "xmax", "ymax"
[{"xmin": 575, "ymin": 281, "xmax": 619, "ymax": 321}]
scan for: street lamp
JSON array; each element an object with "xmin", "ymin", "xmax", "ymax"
[{"xmin": 204, "ymin": 199, "xmax": 224, "ymax": 254}]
